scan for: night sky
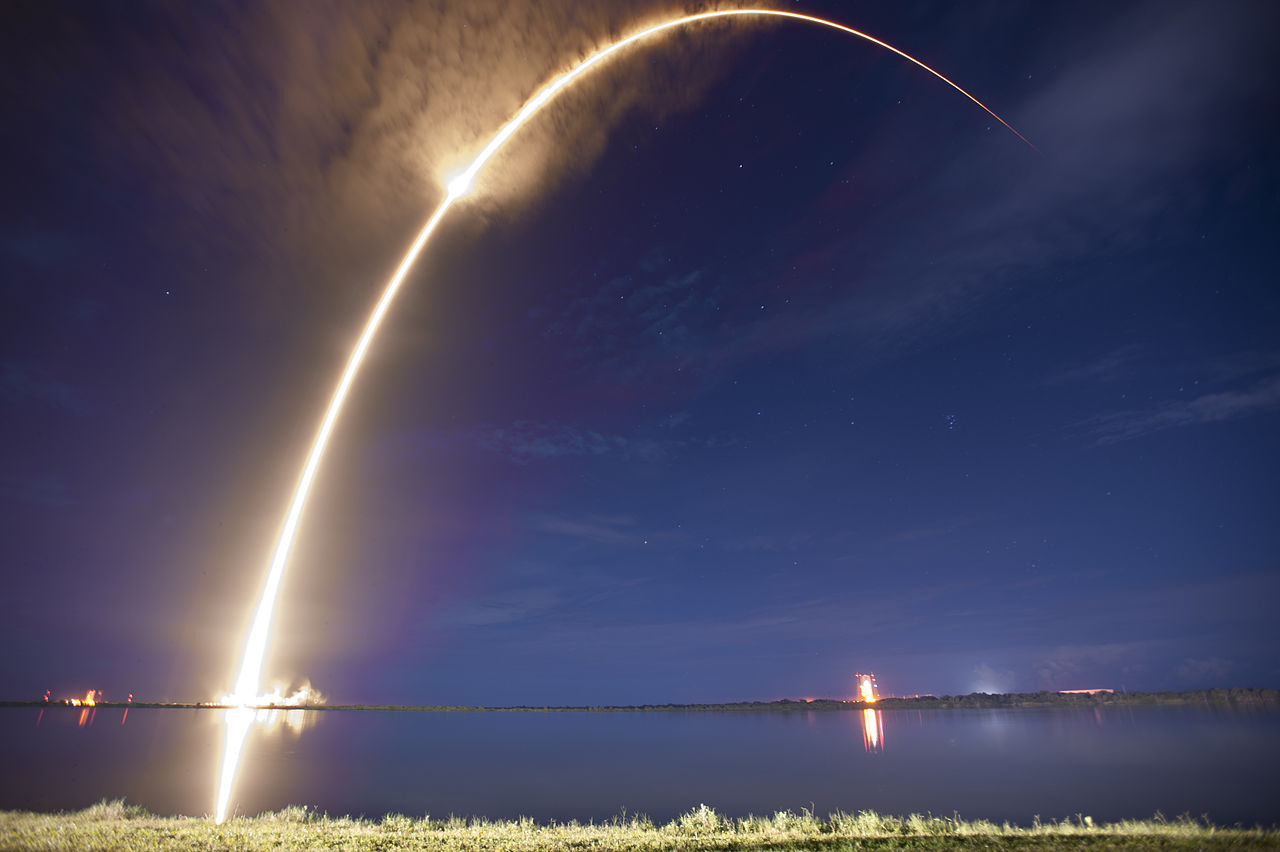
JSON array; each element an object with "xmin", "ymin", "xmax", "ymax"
[{"xmin": 4, "ymin": 1, "xmax": 1278, "ymax": 707}]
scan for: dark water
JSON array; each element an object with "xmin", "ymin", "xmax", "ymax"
[{"xmin": 4, "ymin": 705, "xmax": 1279, "ymax": 825}]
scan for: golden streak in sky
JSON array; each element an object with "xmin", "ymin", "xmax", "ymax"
[{"xmin": 213, "ymin": 9, "xmax": 1032, "ymax": 823}]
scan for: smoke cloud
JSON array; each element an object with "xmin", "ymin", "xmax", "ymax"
[{"xmin": 84, "ymin": 1, "xmax": 756, "ymax": 296}]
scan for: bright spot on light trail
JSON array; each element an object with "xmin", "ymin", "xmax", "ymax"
[
  {"xmin": 446, "ymin": 172, "xmax": 474, "ymax": 200},
  {"xmin": 212, "ymin": 8, "xmax": 1034, "ymax": 823}
]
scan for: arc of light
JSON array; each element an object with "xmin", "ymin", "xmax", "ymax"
[{"xmin": 215, "ymin": 8, "xmax": 1034, "ymax": 823}]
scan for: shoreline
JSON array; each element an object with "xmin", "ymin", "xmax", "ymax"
[{"xmin": 5, "ymin": 687, "xmax": 1278, "ymax": 713}]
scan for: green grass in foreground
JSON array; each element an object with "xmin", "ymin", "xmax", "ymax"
[{"xmin": 1, "ymin": 801, "xmax": 1277, "ymax": 851}]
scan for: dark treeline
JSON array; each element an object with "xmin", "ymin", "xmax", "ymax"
[
  {"xmin": 319, "ymin": 688, "xmax": 1280, "ymax": 712},
  {"xmin": 325, "ymin": 688, "xmax": 1280, "ymax": 712},
  {"xmin": 866, "ymin": 687, "xmax": 1280, "ymax": 710}
]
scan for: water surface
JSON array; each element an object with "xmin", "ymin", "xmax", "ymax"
[{"xmin": 4, "ymin": 705, "xmax": 1277, "ymax": 825}]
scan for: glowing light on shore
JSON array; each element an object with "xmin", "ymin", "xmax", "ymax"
[
  {"xmin": 213, "ymin": 9, "xmax": 1032, "ymax": 822},
  {"xmin": 858, "ymin": 673, "xmax": 877, "ymax": 703}
]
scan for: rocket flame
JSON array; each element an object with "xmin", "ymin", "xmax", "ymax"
[
  {"xmin": 213, "ymin": 9, "xmax": 1032, "ymax": 823},
  {"xmin": 858, "ymin": 673, "xmax": 877, "ymax": 703}
]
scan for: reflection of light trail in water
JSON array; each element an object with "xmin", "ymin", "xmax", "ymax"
[
  {"xmin": 862, "ymin": 708, "xmax": 885, "ymax": 752},
  {"xmin": 213, "ymin": 9, "xmax": 1033, "ymax": 823},
  {"xmin": 215, "ymin": 707, "xmax": 254, "ymax": 822},
  {"xmin": 215, "ymin": 704, "xmax": 318, "ymax": 823}
]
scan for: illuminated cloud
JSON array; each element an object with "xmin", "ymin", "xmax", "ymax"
[
  {"xmin": 472, "ymin": 420, "xmax": 680, "ymax": 463},
  {"xmin": 86, "ymin": 1, "xmax": 742, "ymax": 297}
]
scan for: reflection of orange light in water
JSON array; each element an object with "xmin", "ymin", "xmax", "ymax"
[
  {"xmin": 66, "ymin": 689, "xmax": 101, "ymax": 725},
  {"xmin": 214, "ymin": 703, "xmax": 319, "ymax": 821},
  {"xmin": 862, "ymin": 708, "xmax": 884, "ymax": 752},
  {"xmin": 214, "ymin": 684, "xmax": 323, "ymax": 822},
  {"xmin": 77, "ymin": 691, "xmax": 99, "ymax": 726},
  {"xmin": 252, "ymin": 706, "xmax": 317, "ymax": 734}
]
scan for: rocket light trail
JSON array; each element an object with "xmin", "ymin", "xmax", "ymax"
[{"xmin": 214, "ymin": 9, "xmax": 1033, "ymax": 823}]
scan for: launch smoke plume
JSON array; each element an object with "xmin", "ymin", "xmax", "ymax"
[{"xmin": 214, "ymin": 9, "xmax": 1031, "ymax": 823}]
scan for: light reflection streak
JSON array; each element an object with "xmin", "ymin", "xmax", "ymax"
[
  {"xmin": 214, "ymin": 708, "xmax": 254, "ymax": 823},
  {"xmin": 862, "ymin": 708, "xmax": 885, "ymax": 752},
  {"xmin": 213, "ymin": 9, "xmax": 1031, "ymax": 822},
  {"xmin": 248, "ymin": 706, "xmax": 317, "ymax": 735}
]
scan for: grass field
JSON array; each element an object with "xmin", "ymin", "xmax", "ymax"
[{"xmin": 2, "ymin": 800, "xmax": 1276, "ymax": 851}]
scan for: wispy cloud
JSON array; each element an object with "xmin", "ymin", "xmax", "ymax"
[
  {"xmin": 523, "ymin": 4, "xmax": 1275, "ymax": 382},
  {"xmin": 0, "ymin": 472, "xmax": 75, "ymax": 508},
  {"xmin": 1048, "ymin": 344, "xmax": 1143, "ymax": 385},
  {"xmin": 471, "ymin": 420, "xmax": 682, "ymax": 464},
  {"xmin": 51, "ymin": 1, "xmax": 738, "ymax": 297},
  {"xmin": 822, "ymin": 3, "xmax": 1274, "ymax": 354},
  {"xmin": 1176, "ymin": 656, "xmax": 1235, "ymax": 683},
  {"xmin": 0, "ymin": 228, "xmax": 78, "ymax": 270},
  {"xmin": 540, "ymin": 267, "xmax": 715, "ymax": 378},
  {"xmin": 1085, "ymin": 374, "xmax": 1280, "ymax": 444},
  {"xmin": 719, "ymin": 532, "xmax": 814, "ymax": 553},
  {"xmin": 1032, "ymin": 640, "xmax": 1164, "ymax": 690},
  {"xmin": 971, "ymin": 662, "xmax": 1018, "ymax": 694},
  {"xmin": 1, "ymin": 362, "xmax": 86, "ymax": 416},
  {"xmin": 530, "ymin": 513, "xmax": 642, "ymax": 546},
  {"xmin": 437, "ymin": 587, "xmax": 568, "ymax": 628}
]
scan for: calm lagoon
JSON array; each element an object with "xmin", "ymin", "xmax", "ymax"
[{"xmin": 4, "ymin": 705, "xmax": 1278, "ymax": 826}]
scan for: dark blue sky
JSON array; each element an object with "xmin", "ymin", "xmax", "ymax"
[{"xmin": 3, "ymin": 0, "xmax": 1278, "ymax": 706}]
